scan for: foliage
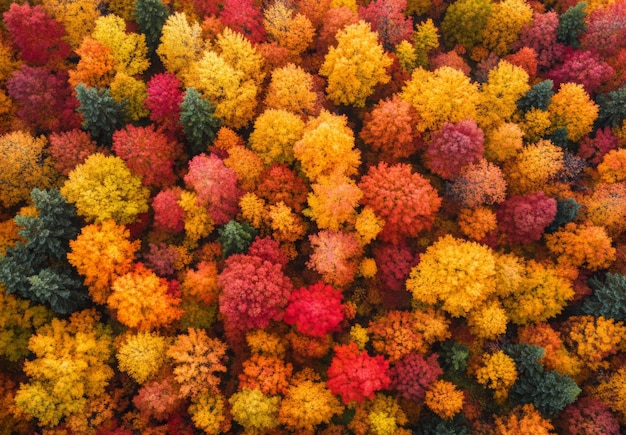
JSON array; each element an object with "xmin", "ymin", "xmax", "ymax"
[
  {"xmin": 74, "ymin": 84, "xmax": 126, "ymax": 147},
  {"xmin": 307, "ymin": 230, "xmax": 362, "ymax": 287},
  {"xmin": 582, "ymin": 272, "xmax": 626, "ymax": 321},
  {"xmin": 548, "ymin": 83, "xmax": 598, "ymax": 142},
  {"xmin": 61, "ymin": 153, "xmax": 150, "ymax": 224},
  {"xmin": 441, "ymin": 0, "xmax": 493, "ymax": 50},
  {"xmin": 493, "ymin": 404, "xmax": 556, "ymax": 434},
  {"xmin": 482, "ymin": 0, "xmax": 533, "ymax": 56},
  {"xmin": 229, "ymin": 388, "xmax": 280, "ymax": 432},
  {"xmin": 284, "ymin": 282, "xmax": 343, "ymax": 337},
  {"xmin": 179, "ymin": 87, "xmax": 222, "ymax": 156},
  {"xmin": 220, "ymin": 0, "xmax": 266, "ymax": 44},
  {"xmin": 476, "ymin": 351, "xmax": 518, "ymax": 402},
  {"xmin": 264, "ymin": 63, "xmax": 317, "ymax": 116},
  {"xmin": 320, "ymin": 21, "xmax": 392, "ymax": 107},
  {"xmin": 157, "ymin": 12, "xmax": 204, "ymax": 75},
  {"xmin": 306, "ymin": 174, "xmax": 362, "ymax": 231},
  {"xmin": 358, "ymin": 0, "xmax": 413, "ymax": 51},
  {"xmin": 424, "ymin": 380, "xmax": 464, "ymax": 420},
  {"xmin": 556, "ymin": 396, "xmax": 620, "ymax": 435},
  {"xmin": 390, "ymin": 352, "xmax": 442, "ymax": 401},
  {"xmin": 189, "ymin": 392, "xmax": 229, "ymax": 434},
  {"xmin": 217, "ymin": 220, "xmax": 257, "ymax": 258},
  {"xmin": 545, "ymin": 221, "xmax": 616, "ymax": 271},
  {"xmin": 68, "ymin": 36, "xmax": 116, "ymax": 89},
  {"xmin": 109, "ymin": 72, "xmax": 149, "ymax": 122},
  {"xmin": 279, "ymin": 376, "xmax": 344, "ymax": 431},
  {"xmin": 425, "ymin": 119, "xmax": 484, "ymax": 179},
  {"xmin": 496, "ymin": 191, "xmax": 557, "ymax": 244},
  {"xmin": 264, "ymin": 0, "xmax": 314, "ymax": 58},
  {"xmin": 248, "ymin": 109, "xmax": 304, "ymax": 165},
  {"xmin": 48, "ymin": 129, "xmax": 98, "ymax": 176},
  {"xmin": 557, "ymin": 2, "xmax": 587, "ymax": 48},
  {"xmin": 135, "ymin": 0, "xmax": 169, "ymax": 55},
  {"xmin": 117, "ymin": 332, "xmax": 168, "ymax": 384},
  {"xmin": 145, "ymin": 72, "xmax": 184, "ymax": 134}
]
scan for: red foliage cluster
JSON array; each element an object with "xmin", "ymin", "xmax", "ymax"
[
  {"xmin": 48, "ymin": 129, "xmax": 99, "ymax": 176},
  {"xmin": 254, "ymin": 164, "xmax": 309, "ymax": 213},
  {"xmin": 372, "ymin": 242, "xmax": 419, "ymax": 292},
  {"xmin": 390, "ymin": 352, "xmax": 443, "ymax": 402},
  {"xmin": 497, "ymin": 191, "xmax": 557, "ymax": 243},
  {"xmin": 549, "ymin": 48, "xmax": 614, "ymax": 95},
  {"xmin": 144, "ymin": 73, "xmax": 184, "ymax": 136},
  {"xmin": 152, "ymin": 189, "xmax": 185, "ymax": 234},
  {"xmin": 220, "ymin": 0, "xmax": 266, "ymax": 44},
  {"xmin": 284, "ymin": 282, "xmax": 344, "ymax": 337}
]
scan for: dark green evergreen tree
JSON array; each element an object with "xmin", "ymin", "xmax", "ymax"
[
  {"xmin": 557, "ymin": 2, "xmax": 587, "ymax": 48},
  {"xmin": 179, "ymin": 87, "xmax": 222, "ymax": 156},
  {"xmin": 0, "ymin": 189, "xmax": 90, "ymax": 314},
  {"xmin": 218, "ymin": 220, "xmax": 257, "ymax": 258},
  {"xmin": 596, "ymin": 85, "xmax": 626, "ymax": 129},
  {"xmin": 75, "ymin": 84, "xmax": 127, "ymax": 147},
  {"xmin": 135, "ymin": 0, "xmax": 169, "ymax": 56},
  {"xmin": 517, "ymin": 80, "xmax": 554, "ymax": 112},
  {"xmin": 582, "ymin": 273, "xmax": 626, "ymax": 321},
  {"xmin": 545, "ymin": 197, "xmax": 580, "ymax": 233}
]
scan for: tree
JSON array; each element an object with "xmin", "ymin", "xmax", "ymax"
[
  {"xmin": 548, "ymin": 49, "xmax": 613, "ymax": 96},
  {"xmin": 74, "ymin": 84, "xmax": 127, "ymax": 147},
  {"xmin": 548, "ymin": 82, "xmax": 598, "ymax": 142},
  {"xmin": 40, "ymin": 0, "xmax": 100, "ymax": 49},
  {"xmin": 556, "ymin": 397, "xmax": 620, "ymax": 435},
  {"xmin": 514, "ymin": 11, "xmax": 564, "ymax": 70},
  {"xmin": 326, "ymin": 342, "xmax": 391, "ymax": 404},
  {"xmin": 504, "ymin": 140, "xmax": 564, "ymax": 195},
  {"xmin": 112, "ymin": 124, "xmax": 182, "ymax": 187},
  {"xmin": 373, "ymin": 242, "xmax": 418, "ymax": 292},
  {"xmin": 400, "ymin": 66, "xmax": 480, "ymax": 133},
  {"xmin": 152, "ymin": 188, "xmax": 185, "ymax": 234},
  {"xmin": 496, "ymin": 191, "xmax": 557, "ymax": 244},
  {"xmin": 229, "ymin": 388, "xmax": 280, "ymax": 432},
  {"xmin": 424, "ymin": 380, "xmax": 464, "ymax": 420},
  {"xmin": 117, "ymin": 332, "xmax": 169, "ymax": 384},
  {"xmin": 91, "ymin": 14, "xmax": 150, "ymax": 76},
  {"xmin": 477, "ymin": 60, "xmax": 530, "ymax": 128},
  {"xmin": 476, "ymin": 351, "xmax": 518, "ymax": 402},
  {"xmin": 358, "ymin": 0, "xmax": 413, "ymax": 50},
  {"xmin": 425, "ymin": 119, "xmax": 484, "ymax": 180},
  {"xmin": 557, "ymin": 2, "xmax": 587, "ymax": 48},
  {"xmin": 189, "ymin": 392, "xmax": 229, "ymax": 434},
  {"xmin": 3, "ymin": 2, "xmax": 70, "ymax": 67},
  {"xmin": 68, "ymin": 37, "xmax": 116, "ymax": 89},
  {"xmin": 0, "ymin": 189, "xmax": 89, "ymax": 315},
  {"xmin": 579, "ymin": 127, "xmax": 620, "ymax": 164},
  {"xmin": 61, "ymin": 153, "xmax": 150, "ymax": 224},
  {"xmin": 493, "ymin": 404, "xmax": 556, "ymax": 434},
  {"xmin": 179, "ymin": 87, "xmax": 222, "ymax": 155},
  {"xmin": 255, "ymin": 164, "xmax": 309, "ymax": 213},
  {"xmin": 360, "ymin": 95, "xmax": 422, "ymax": 162},
  {"xmin": 279, "ymin": 376, "xmax": 344, "ymax": 431},
  {"xmin": 67, "ymin": 219, "xmax": 139, "ymax": 304},
  {"xmin": 441, "ymin": 0, "xmax": 493, "ymax": 50},
  {"xmin": 293, "ymin": 110, "xmax": 361, "ymax": 182},
  {"xmin": 598, "ymin": 149, "xmax": 626, "ymax": 183},
  {"xmin": 145, "ymin": 73, "xmax": 184, "ymax": 135},
  {"xmin": 319, "ymin": 21, "xmax": 392, "ymax": 107},
  {"xmin": 0, "ymin": 131, "xmax": 54, "ymax": 209},
  {"xmin": 447, "ymin": 159, "xmax": 507, "ymax": 207},
  {"xmin": 390, "ymin": 353, "xmax": 442, "ymax": 402},
  {"xmin": 583, "ymin": 272, "xmax": 626, "ymax": 321},
  {"xmin": 306, "ymin": 174, "xmax": 363, "ymax": 231},
  {"xmin": 13, "ymin": 309, "xmax": 113, "ymax": 428},
  {"xmin": 184, "ymin": 153, "xmax": 241, "ymax": 225},
  {"xmin": 108, "ymin": 263, "xmax": 183, "ymax": 331},
  {"xmin": 307, "ymin": 230, "xmax": 362, "ymax": 287},
  {"xmin": 248, "ymin": 109, "xmax": 305, "ymax": 165},
  {"xmin": 563, "ymin": 315, "xmax": 626, "ymax": 372},
  {"xmin": 264, "ymin": 0, "xmax": 315, "ymax": 58},
  {"xmin": 157, "ymin": 12, "xmax": 204, "ymax": 75},
  {"xmin": 264, "ymin": 63, "xmax": 318, "ymax": 116},
  {"xmin": 220, "ymin": 0, "xmax": 266, "ymax": 44},
  {"xmin": 239, "ymin": 354, "xmax": 293, "ymax": 395},
  {"xmin": 135, "ymin": 0, "xmax": 169, "ymax": 55},
  {"xmin": 482, "ymin": 0, "xmax": 533, "ymax": 56},
  {"xmin": 109, "ymin": 72, "xmax": 149, "ymax": 122},
  {"xmin": 580, "ymin": 0, "xmax": 626, "ymax": 57},
  {"xmin": 284, "ymin": 282, "xmax": 344, "ymax": 337},
  {"xmin": 359, "ymin": 162, "xmax": 441, "ymax": 244},
  {"xmin": 545, "ymin": 222, "xmax": 616, "ymax": 271},
  {"xmin": 48, "ymin": 129, "xmax": 98, "ymax": 176},
  {"xmin": 406, "ymin": 235, "xmax": 497, "ymax": 317},
  {"xmin": 167, "ymin": 328, "xmax": 228, "ymax": 398}
]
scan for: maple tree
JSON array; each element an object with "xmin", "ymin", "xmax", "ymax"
[
  {"xmin": 425, "ymin": 119, "xmax": 484, "ymax": 179},
  {"xmin": 556, "ymin": 396, "xmax": 620, "ymax": 435},
  {"xmin": 441, "ymin": 0, "xmax": 493, "ymax": 50},
  {"xmin": 284, "ymin": 282, "xmax": 344, "ymax": 337},
  {"xmin": 307, "ymin": 230, "xmax": 362, "ymax": 287},
  {"xmin": 320, "ymin": 21, "xmax": 392, "ymax": 107},
  {"xmin": 145, "ymin": 72, "xmax": 184, "ymax": 135},
  {"xmin": 68, "ymin": 37, "xmax": 116, "ymax": 89},
  {"xmin": 117, "ymin": 332, "xmax": 168, "ymax": 384},
  {"xmin": 493, "ymin": 404, "xmax": 556, "ymax": 434},
  {"xmin": 248, "ymin": 108, "xmax": 305, "ymax": 165},
  {"xmin": 424, "ymin": 380, "xmax": 464, "ymax": 420},
  {"xmin": 239, "ymin": 353, "xmax": 293, "ymax": 396},
  {"xmin": 359, "ymin": 162, "xmax": 441, "ymax": 244},
  {"xmin": 264, "ymin": 0, "xmax": 315, "ymax": 58},
  {"xmin": 264, "ymin": 63, "xmax": 318, "ymax": 116},
  {"xmin": 306, "ymin": 174, "xmax": 362, "ymax": 231},
  {"xmin": 358, "ymin": 0, "xmax": 413, "ymax": 50},
  {"xmin": 496, "ymin": 191, "xmax": 557, "ymax": 244},
  {"xmin": 157, "ymin": 12, "xmax": 205, "ymax": 75},
  {"xmin": 220, "ymin": 0, "xmax": 266, "ymax": 44}
]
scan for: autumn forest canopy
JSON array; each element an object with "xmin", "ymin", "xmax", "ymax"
[{"xmin": 1, "ymin": 0, "xmax": 626, "ymax": 432}]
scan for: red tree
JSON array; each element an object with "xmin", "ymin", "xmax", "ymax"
[
  {"xmin": 184, "ymin": 153, "xmax": 242, "ymax": 225},
  {"xmin": 359, "ymin": 162, "xmax": 441, "ymax": 244},
  {"xmin": 254, "ymin": 164, "xmax": 309, "ymax": 214},
  {"xmin": 390, "ymin": 352, "xmax": 443, "ymax": 402},
  {"xmin": 513, "ymin": 11, "xmax": 564, "ymax": 70},
  {"xmin": 3, "ymin": 3, "xmax": 70, "ymax": 67},
  {"xmin": 152, "ymin": 189, "xmax": 185, "ymax": 234},
  {"xmin": 497, "ymin": 191, "xmax": 557, "ymax": 243},
  {"xmin": 112, "ymin": 125, "xmax": 182, "ymax": 188},
  {"xmin": 578, "ymin": 127, "xmax": 619, "ymax": 165},
  {"xmin": 48, "ymin": 129, "xmax": 99, "ymax": 176},
  {"xmin": 556, "ymin": 397, "xmax": 620, "ymax": 435},
  {"xmin": 358, "ymin": 0, "xmax": 413, "ymax": 50},
  {"xmin": 548, "ymin": 48, "xmax": 614, "ymax": 96},
  {"xmin": 372, "ymin": 242, "xmax": 419, "ymax": 292},
  {"xmin": 326, "ymin": 342, "xmax": 391, "ymax": 405},
  {"xmin": 425, "ymin": 119, "xmax": 484, "ymax": 180},
  {"xmin": 247, "ymin": 236, "xmax": 289, "ymax": 268},
  {"xmin": 145, "ymin": 73, "xmax": 184, "ymax": 136},
  {"xmin": 220, "ymin": 0, "xmax": 266, "ymax": 44},
  {"xmin": 284, "ymin": 282, "xmax": 344, "ymax": 337}
]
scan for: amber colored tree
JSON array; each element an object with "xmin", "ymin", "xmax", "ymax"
[
  {"xmin": 484, "ymin": 122, "xmax": 524, "ymax": 162},
  {"xmin": 91, "ymin": 14, "xmax": 149, "ymax": 76},
  {"xmin": 493, "ymin": 404, "xmax": 556, "ymax": 434},
  {"xmin": 112, "ymin": 125, "xmax": 182, "ymax": 188},
  {"xmin": 326, "ymin": 342, "xmax": 391, "ymax": 405},
  {"xmin": 504, "ymin": 140, "xmax": 564, "ymax": 195},
  {"xmin": 447, "ymin": 159, "xmax": 506, "ymax": 207},
  {"xmin": 496, "ymin": 191, "xmax": 557, "ymax": 244},
  {"xmin": 279, "ymin": 376, "xmax": 344, "ymax": 432},
  {"xmin": 60, "ymin": 153, "xmax": 150, "ymax": 224},
  {"xmin": 117, "ymin": 332, "xmax": 169, "ymax": 384},
  {"xmin": 220, "ymin": 0, "xmax": 266, "ymax": 43},
  {"xmin": 407, "ymin": 235, "xmax": 497, "ymax": 317},
  {"xmin": 468, "ymin": 299, "xmax": 509, "ymax": 340},
  {"xmin": 293, "ymin": 110, "xmax": 361, "ymax": 182},
  {"xmin": 0, "ymin": 131, "xmax": 54, "ymax": 209},
  {"xmin": 517, "ymin": 323, "xmax": 582, "ymax": 378},
  {"xmin": 583, "ymin": 182, "xmax": 626, "ymax": 238},
  {"xmin": 248, "ymin": 109, "xmax": 305, "ymax": 165},
  {"xmin": 320, "ymin": 21, "xmax": 392, "ymax": 107},
  {"xmin": 181, "ymin": 260, "xmax": 219, "ymax": 306},
  {"xmin": 360, "ymin": 95, "xmax": 422, "ymax": 162},
  {"xmin": 41, "ymin": 0, "xmax": 100, "ymax": 48},
  {"xmin": 424, "ymin": 380, "xmax": 464, "ymax": 420},
  {"xmin": 548, "ymin": 83, "xmax": 599, "ymax": 142},
  {"xmin": 48, "ymin": 129, "xmax": 98, "ymax": 176},
  {"xmin": 505, "ymin": 47, "xmax": 538, "ymax": 81},
  {"xmin": 184, "ymin": 153, "xmax": 242, "ymax": 225},
  {"xmin": 108, "ymin": 263, "xmax": 183, "ymax": 331},
  {"xmin": 68, "ymin": 36, "xmax": 116, "ymax": 89},
  {"xmin": 401, "ymin": 66, "xmax": 480, "ymax": 134},
  {"xmin": 109, "ymin": 72, "xmax": 149, "ymax": 122},
  {"xmin": 306, "ymin": 174, "xmax": 363, "ymax": 231},
  {"xmin": 157, "ymin": 12, "xmax": 205, "ymax": 75},
  {"xmin": 67, "ymin": 219, "xmax": 140, "ymax": 304},
  {"xmin": 476, "ymin": 351, "xmax": 518, "ymax": 402},
  {"xmin": 545, "ymin": 221, "xmax": 616, "ymax": 271},
  {"xmin": 223, "ymin": 144, "xmax": 264, "ymax": 191},
  {"xmin": 239, "ymin": 354, "xmax": 293, "ymax": 396},
  {"xmin": 189, "ymin": 392, "xmax": 230, "ymax": 434},
  {"xmin": 167, "ymin": 328, "xmax": 228, "ymax": 398},
  {"xmin": 255, "ymin": 164, "xmax": 309, "ymax": 214},
  {"xmin": 425, "ymin": 119, "xmax": 484, "ymax": 180},
  {"xmin": 284, "ymin": 282, "xmax": 344, "ymax": 337},
  {"xmin": 264, "ymin": 63, "xmax": 318, "ymax": 116},
  {"xmin": 457, "ymin": 207, "xmax": 498, "ymax": 241},
  {"xmin": 229, "ymin": 388, "xmax": 281, "ymax": 432},
  {"xmin": 316, "ymin": 6, "xmax": 360, "ymax": 56},
  {"xmin": 591, "ymin": 367, "xmax": 626, "ymax": 423},
  {"xmin": 13, "ymin": 309, "xmax": 113, "ymax": 428},
  {"xmin": 307, "ymin": 230, "xmax": 363, "ymax": 288},
  {"xmin": 3, "ymin": 3, "xmax": 70, "ymax": 67},
  {"xmin": 264, "ymin": 0, "xmax": 315, "ymax": 58},
  {"xmin": 598, "ymin": 149, "xmax": 626, "ymax": 183},
  {"xmin": 359, "ymin": 162, "xmax": 441, "ymax": 245}
]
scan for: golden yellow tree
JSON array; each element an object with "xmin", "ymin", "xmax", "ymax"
[{"xmin": 157, "ymin": 12, "xmax": 205, "ymax": 75}]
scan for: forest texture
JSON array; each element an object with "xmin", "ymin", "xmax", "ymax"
[{"xmin": 0, "ymin": 0, "xmax": 626, "ymax": 433}]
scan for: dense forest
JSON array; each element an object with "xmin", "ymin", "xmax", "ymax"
[{"xmin": 1, "ymin": 0, "xmax": 626, "ymax": 433}]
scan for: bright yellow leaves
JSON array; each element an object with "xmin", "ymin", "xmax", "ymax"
[
  {"xmin": 264, "ymin": 63, "xmax": 318, "ymax": 116},
  {"xmin": 157, "ymin": 12, "xmax": 205, "ymax": 75},
  {"xmin": 248, "ymin": 109, "xmax": 305, "ymax": 165},
  {"xmin": 279, "ymin": 378, "xmax": 344, "ymax": 431},
  {"xmin": 229, "ymin": 388, "xmax": 281, "ymax": 432},
  {"xmin": 548, "ymin": 83, "xmax": 598, "ymax": 142},
  {"xmin": 504, "ymin": 140, "xmax": 564, "ymax": 195},
  {"xmin": 482, "ymin": 0, "xmax": 533, "ymax": 56},
  {"xmin": 407, "ymin": 235, "xmax": 497, "ymax": 317},
  {"xmin": 476, "ymin": 351, "xmax": 518, "ymax": 402},
  {"xmin": 293, "ymin": 110, "xmax": 361, "ymax": 182},
  {"xmin": 401, "ymin": 66, "xmax": 480, "ymax": 133},
  {"xmin": 306, "ymin": 175, "xmax": 363, "ymax": 231},
  {"xmin": 117, "ymin": 332, "xmax": 168, "ymax": 384},
  {"xmin": 320, "ymin": 21, "xmax": 392, "ymax": 107}
]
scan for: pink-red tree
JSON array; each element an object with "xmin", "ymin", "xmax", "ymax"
[
  {"xmin": 580, "ymin": 1, "xmax": 626, "ymax": 58},
  {"xmin": 326, "ymin": 342, "xmax": 391, "ymax": 405},
  {"xmin": 144, "ymin": 73, "xmax": 184, "ymax": 136},
  {"xmin": 152, "ymin": 189, "xmax": 185, "ymax": 234},
  {"xmin": 390, "ymin": 352, "xmax": 443, "ymax": 402},
  {"xmin": 425, "ymin": 119, "xmax": 484, "ymax": 180},
  {"xmin": 513, "ymin": 11, "xmax": 564, "ymax": 70},
  {"xmin": 48, "ymin": 129, "xmax": 99, "ymax": 176},
  {"xmin": 220, "ymin": 0, "xmax": 266, "ymax": 44},
  {"xmin": 184, "ymin": 153, "xmax": 242, "ymax": 225},
  {"xmin": 497, "ymin": 191, "xmax": 557, "ymax": 243},
  {"xmin": 358, "ymin": 0, "xmax": 413, "ymax": 50},
  {"xmin": 112, "ymin": 125, "xmax": 182, "ymax": 188},
  {"xmin": 372, "ymin": 242, "xmax": 419, "ymax": 292},
  {"xmin": 359, "ymin": 162, "xmax": 441, "ymax": 244},
  {"xmin": 284, "ymin": 282, "xmax": 344, "ymax": 337},
  {"xmin": 556, "ymin": 397, "xmax": 620, "ymax": 435},
  {"xmin": 3, "ymin": 3, "xmax": 70, "ymax": 67},
  {"xmin": 578, "ymin": 127, "xmax": 620, "ymax": 165},
  {"xmin": 548, "ymin": 48, "xmax": 614, "ymax": 96}
]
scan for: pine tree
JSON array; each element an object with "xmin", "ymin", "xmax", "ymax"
[
  {"xmin": 179, "ymin": 88, "xmax": 222, "ymax": 156},
  {"xmin": 75, "ymin": 84, "xmax": 126, "ymax": 147}
]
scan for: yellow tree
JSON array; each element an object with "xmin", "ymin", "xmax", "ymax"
[
  {"xmin": 248, "ymin": 109, "xmax": 305, "ymax": 165},
  {"xmin": 279, "ymin": 376, "xmax": 344, "ymax": 431},
  {"xmin": 548, "ymin": 83, "xmax": 599, "ymax": 142},
  {"xmin": 157, "ymin": 12, "xmax": 205, "ymax": 75},
  {"xmin": 264, "ymin": 0, "xmax": 315, "ymax": 59},
  {"xmin": 320, "ymin": 21, "xmax": 392, "ymax": 107},
  {"xmin": 117, "ymin": 332, "xmax": 169, "ymax": 384},
  {"xmin": 481, "ymin": 0, "xmax": 533, "ymax": 56},
  {"xmin": 264, "ymin": 63, "xmax": 318, "ymax": 116},
  {"xmin": 306, "ymin": 174, "xmax": 363, "ymax": 231},
  {"xmin": 476, "ymin": 351, "xmax": 518, "ymax": 402},
  {"xmin": 41, "ymin": 0, "xmax": 100, "ymax": 48}
]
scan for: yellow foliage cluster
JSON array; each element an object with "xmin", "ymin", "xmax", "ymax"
[
  {"xmin": 264, "ymin": 63, "xmax": 318, "ymax": 116},
  {"xmin": 248, "ymin": 109, "xmax": 305, "ymax": 165},
  {"xmin": 493, "ymin": 404, "xmax": 556, "ymax": 434},
  {"xmin": 109, "ymin": 73, "xmax": 149, "ymax": 121},
  {"xmin": 42, "ymin": 0, "xmax": 100, "ymax": 48},
  {"xmin": 306, "ymin": 175, "xmax": 363, "ymax": 231},
  {"xmin": 478, "ymin": 61, "xmax": 530, "ymax": 129},
  {"xmin": 504, "ymin": 140, "xmax": 564, "ymax": 195},
  {"xmin": 264, "ymin": 1, "xmax": 315, "ymax": 58},
  {"xmin": 189, "ymin": 392, "xmax": 230, "ymax": 435},
  {"xmin": 91, "ymin": 14, "xmax": 149, "ymax": 76},
  {"xmin": 424, "ymin": 380, "xmax": 464, "ymax": 420},
  {"xmin": 482, "ymin": 0, "xmax": 533, "ymax": 56},
  {"xmin": 354, "ymin": 207, "xmax": 385, "ymax": 245},
  {"xmin": 178, "ymin": 190, "xmax": 215, "ymax": 248},
  {"xmin": 117, "ymin": 332, "xmax": 168, "ymax": 384},
  {"xmin": 157, "ymin": 12, "xmax": 205, "ymax": 75},
  {"xmin": 484, "ymin": 122, "xmax": 524, "ymax": 162},
  {"xmin": 279, "ymin": 378, "xmax": 344, "ymax": 431},
  {"xmin": 467, "ymin": 299, "xmax": 508, "ymax": 340},
  {"xmin": 223, "ymin": 145, "xmax": 264, "ymax": 191},
  {"xmin": 548, "ymin": 83, "xmax": 599, "ymax": 142},
  {"xmin": 564, "ymin": 315, "xmax": 626, "ymax": 371},
  {"xmin": 229, "ymin": 387, "xmax": 281, "ymax": 432},
  {"xmin": 545, "ymin": 221, "xmax": 616, "ymax": 271},
  {"xmin": 476, "ymin": 351, "xmax": 518, "ymax": 402}
]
